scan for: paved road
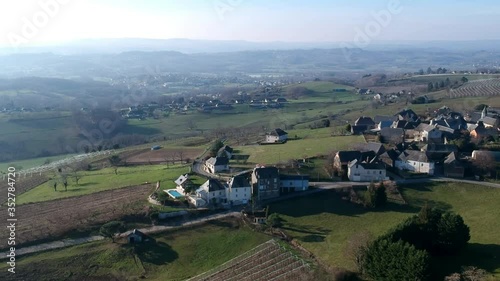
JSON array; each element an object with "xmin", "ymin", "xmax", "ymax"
[
  {"xmin": 395, "ymin": 177, "xmax": 500, "ymax": 189},
  {"xmin": 0, "ymin": 211, "xmax": 240, "ymax": 259},
  {"xmin": 0, "ymin": 236, "xmax": 105, "ymax": 259}
]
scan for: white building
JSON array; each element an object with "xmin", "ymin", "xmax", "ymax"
[
  {"xmin": 195, "ymin": 179, "xmax": 227, "ymax": 205},
  {"xmin": 225, "ymin": 175, "xmax": 252, "ymax": 205},
  {"xmin": 347, "ymin": 159, "xmax": 387, "ymax": 182},
  {"xmin": 265, "ymin": 128, "xmax": 288, "ymax": 143},
  {"xmin": 395, "ymin": 150, "xmax": 435, "ymax": 175},
  {"xmin": 174, "ymin": 174, "xmax": 191, "ymax": 195},
  {"xmin": 417, "ymin": 124, "xmax": 442, "ymax": 143},
  {"xmin": 205, "ymin": 157, "xmax": 229, "ymax": 174}
]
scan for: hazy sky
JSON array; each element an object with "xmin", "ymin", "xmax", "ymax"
[{"xmin": 1, "ymin": 0, "xmax": 499, "ymax": 47}]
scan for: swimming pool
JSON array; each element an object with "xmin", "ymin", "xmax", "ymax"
[{"xmin": 166, "ymin": 189, "xmax": 184, "ymax": 199}]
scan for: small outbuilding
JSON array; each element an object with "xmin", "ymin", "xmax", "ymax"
[{"xmin": 128, "ymin": 229, "xmax": 146, "ymax": 244}]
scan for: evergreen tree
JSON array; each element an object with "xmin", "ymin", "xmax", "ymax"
[
  {"xmin": 374, "ymin": 181, "xmax": 387, "ymax": 207},
  {"xmin": 363, "ymin": 239, "xmax": 430, "ymax": 281}
]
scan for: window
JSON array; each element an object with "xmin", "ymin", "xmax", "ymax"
[
  {"xmin": 379, "ymin": 171, "xmax": 382, "ymax": 174},
  {"xmin": 236, "ymin": 194, "xmax": 238, "ymax": 198}
]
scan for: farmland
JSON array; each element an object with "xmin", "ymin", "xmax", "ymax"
[
  {"xmin": 0, "ymin": 184, "xmax": 155, "ymax": 249},
  {"xmin": 0, "ymin": 173, "xmax": 48, "ymax": 203},
  {"xmin": 17, "ymin": 165, "xmax": 192, "ymax": 205},
  {"xmin": 123, "ymin": 147, "xmax": 204, "ymax": 165},
  {"xmin": 189, "ymin": 240, "xmax": 312, "ymax": 281},
  {"xmin": 450, "ymin": 79, "xmax": 500, "ymax": 98},
  {"xmin": 235, "ymin": 133, "xmax": 364, "ymax": 164},
  {"xmin": 0, "ymin": 219, "xmax": 270, "ymax": 281},
  {"xmin": 269, "ymin": 182, "xmax": 500, "ymax": 279}
]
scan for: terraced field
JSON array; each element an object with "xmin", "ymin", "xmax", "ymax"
[
  {"xmin": 0, "ymin": 184, "xmax": 154, "ymax": 249},
  {"xmin": 188, "ymin": 240, "xmax": 313, "ymax": 281},
  {"xmin": 450, "ymin": 79, "xmax": 500, "ymax": 98}
]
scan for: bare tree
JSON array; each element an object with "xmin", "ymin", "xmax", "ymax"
[
  {"xmin": 472, "ymin": 152, "xmax": 496, "ymax": 177},
  {"xmin": 109, "ymin": 155, "xmax": 122, "ymax": 175},
  {"xmin": 177, "ymin": 150, "xmax": 185, "ymax": 163}
]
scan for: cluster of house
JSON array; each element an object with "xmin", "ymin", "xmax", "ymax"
[
  {"xmin": 338, "ymin": 106, "xmax": 500, "ymax": 181},
  {"xmin": 122, "ymin": 103, "xmax": 163, "ymax": 119},
  {"xmin": 173, "ymin": 166, "xmax": 309, "ymax": 208},
  {"xmin": 202, "ymin": 130, "xmax": 289, "ymax": 175},
  {"xmin": 120, "ymin": 94, "xmax": 290, "ymax": 119}
]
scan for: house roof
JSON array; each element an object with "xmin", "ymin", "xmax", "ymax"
[
  {"xmin": 229, "ymin": 175, "xmax": 250, "ymax": 189},
  {"xmin": 398, "ymin": 150, "xmax": 431, "ymax": 163},
  {"xmin": 393, "ymin": 120, "xmax": 419, "ymax": 129},
  {"xmin": 423, "ymin": 124, "xmax": 439, "ymax": 132},
  {"xmin": 174, "ymin": 174, "xmax": 190, "ymax": 186},
  {"xmin": 378, "ymin": 120, "xmax": 393, "ymax": 129},
  {"xmin": 479, "ymin": 116, "xmax": 498, "ymax": 126},
  {"xmin": 362, "ymin": 142, "xmax": 386, "ymax": 155},
  {"xmin": 129, "ymin": 229, "xmax": 145, "ymax": 237},
  {"xmin": 396, "ymin": 109, "xmax": 419, "ymax": 121},
  {"xmin": 269, "ymin": 128, "xmax": 288, "ymax": 137},
  {"xmin": 253, "ymin": 167, "xmax": 279, "ymax": 179},
  {"xmin": 218, "ymin": 145, "xmax": 234, "ymax": 156},
  {"xmin": 380, "ymin": 149, "xmax": 400, "ymax": 162},
  {"xmin": 444, "ymin": 152, "xmax": 462, "ymax": 165},
  {"xmin": 355, "ymin": 116, "xmax": 375, "ymax": 126},
  {"xmin": 336, "ymin": 151, "xmax": 362, "ymax": 163},
  {"xmin": 202, "ymin": 179, "xmax": 226, "ymax": 192},
  {"xmin": 206, "ymin": 157, "xmax": 229, "ymax": 166},
  {"xmin": 348, "ymin": 159, "xmax": 385, "ymax": 170},
  {"xmin": 380, "ymin": 128, "xmax": 404, "ymax": 142},
  {"xmin": 436, "ymin": 125, "xmax": 456, "ymax": 134},
  {"xmin": 351, "ymin": 125, "xmax": 368, "ymax": 134},
  {"xmin": 472, "ymin": 126, "xmax": 497, "ymax": 138}
]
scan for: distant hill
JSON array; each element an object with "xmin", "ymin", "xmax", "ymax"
[{"xmin": 1, "ymin": 46, "xmax": 499, "ymax": 78}]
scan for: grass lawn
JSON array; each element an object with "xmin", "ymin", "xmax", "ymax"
[
  {"xmin": 17, "ymin": 165, "xmax": 191, "ymax": 205},
  {"xmin": 0, "ymin": 220, "xmax": 270, "ymax": 281},
  {"xmin": 235, "ymin": 135, "xmax": 364, "ymax": 164},
  {"xmin": 269, "ymin": 182, "xmax": 500, "ymax": 279}
]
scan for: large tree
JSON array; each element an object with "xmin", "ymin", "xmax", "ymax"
[
  {"xmin": 362, "ymin": 239, "xmax": 430, "ymax": 281},
  {"xmin": 384, "ymin": 206, "xmax": 470, "ymax": 255}
]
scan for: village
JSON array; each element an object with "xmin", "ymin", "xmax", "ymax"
[{"xmin": 148, "ymin": 104, "xmax": 500, "ymax": 218}]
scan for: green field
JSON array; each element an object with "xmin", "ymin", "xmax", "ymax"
[
  {"xmin": 17, "ymin": 165, "xmax": 192, "ymax": 205},
  {"xmin": 0, "ymin": 220, "xmax": 270, "ymax": 281},
  {"xmin": 235, "ymin": 134, "xmax": 364, "ymax": 164},
  {"xmin": 269, "ymin": 182, "xmax": 500, "ymax": 279}
]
